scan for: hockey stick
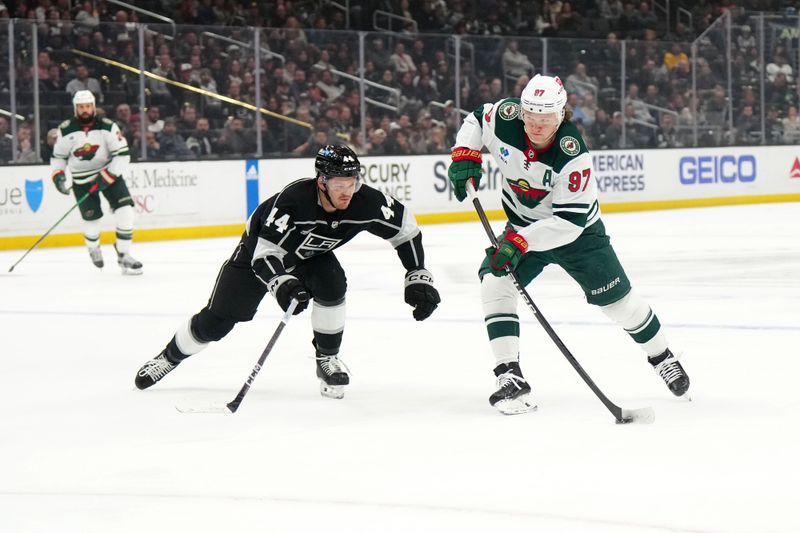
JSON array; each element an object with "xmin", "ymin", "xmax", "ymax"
[
  {"xmin": 8, "ymin": 183, "xmax": 100, "ymax": 273},
  {"xmin": 176, "ymin": 298, "xmax": 300, "ymax": 414},
  {"xmin": 466, "ymin": 181, "xmax": 654, "ymax": 424}
]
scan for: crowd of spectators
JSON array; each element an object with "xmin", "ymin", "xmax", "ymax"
[{"xmin": 1, "ymin": 0, "xmax": 800, "ymax": 164}]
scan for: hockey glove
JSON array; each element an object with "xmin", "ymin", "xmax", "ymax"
[
  {"xmin": 486, "ymin": 229, "xmax": 528, "ymax": 276},
  {"xmin": 404, "ymin": 269, "xmax": 441, "ymax": 321},
  {"xmin": 52, "ymin": 170, "xmax": 70, "ymax": 195},
  {"xmin": 94, "ymin": 168, "xmax": 118, "ymax": 192},
  {"xmin": 448, "ymin": 147, "xmax": 482, "ymax": 202},
  {"xmin": 268, "ymin": 275, "xmax": 311, "ymax": 315}
]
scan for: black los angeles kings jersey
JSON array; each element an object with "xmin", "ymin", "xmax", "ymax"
[{"xmin": 236, "ymin": 178, "xmax": 426, "ymax": 283}]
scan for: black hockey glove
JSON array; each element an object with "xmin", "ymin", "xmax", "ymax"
[
  {"xmin": 268, "ymin": 275, "xmax": 310, "ymax": 315},
  {"xmin": 404, "ymin": 269, "xmax": 440, "ymax": 321}
]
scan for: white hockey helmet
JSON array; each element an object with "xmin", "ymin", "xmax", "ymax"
[
  {"xmin": 72, "ymin": 90, "xmax": 96, "ymax": 116},
  {"xmin": 520, "ymin": 74, "xmax": 568, "ymax": 122}
]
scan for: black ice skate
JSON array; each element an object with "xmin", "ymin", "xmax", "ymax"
[
  {"xmin": 489, "ymin": 362, "xmax": 536, "ymax": 415},
  {"xmin": 88, "ymin": 246, "xmax": 104, "ymax": 268},
  {"xmin": 315, "ymin": 353, "xmax": 350, "ymax": 399},
  {"xmin": 135, "ymin": 351, "xmax": 179, "ymax": 390},
  {"xmin": 115, "ymin": 244, "xmax": 143, "ymax": 276},
  {"xmin": 649, "ymin": 349, "xmax": 690, "ymax": 397}
]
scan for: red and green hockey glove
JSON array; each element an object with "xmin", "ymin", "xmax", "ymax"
[
  {"xmin": 51, "ymin": 169, "xmax": 70, "ymax": 195},
  {"xmin": 94, "ymin": 168, "xmax": 118, "ymax": 192},
  {"xmin": 486, "ymin": 229, "xmax": 528, "ymax": 276},
  {"xmin": 448, "ymin": 147, "xmax": 482, "ymax": 202}
]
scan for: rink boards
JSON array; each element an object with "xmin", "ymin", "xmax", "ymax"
[{"xmin": 1, "ymin": 145, "xmax": 799, "ymax": 249}]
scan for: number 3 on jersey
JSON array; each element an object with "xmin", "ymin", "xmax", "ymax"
[{"xmin": 265, "ymin": 207, "xmax": 290, "ymax": 233}]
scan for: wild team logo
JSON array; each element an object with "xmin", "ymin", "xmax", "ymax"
[
  {"xmin": 508, "ymin": 178, "xmax": 549, "ymax": 208},
  {"xmin": 498, "ymin": 101, "xmax": 520, "ymax": 120},
  {"xmin": 560, "ymin": 136, "xmax": 580, "ymax": 156},
  {"xmin": 74, "ymin": 143, "xmax": 100, "ymax": 161}
]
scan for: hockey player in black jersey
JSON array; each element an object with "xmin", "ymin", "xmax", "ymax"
[{"xmin": 135, "ymin": 145, "xmax": 441, "ymax": 399}]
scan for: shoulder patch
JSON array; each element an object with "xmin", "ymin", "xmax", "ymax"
[
  {"xmin": 59, "ymin": 119, "xmax": 70, "ymax": 128},
  {"xmin": 498, "ymin": 101, "xmax": 520, "ymax": 121},
  {"xmin": 559, "ymin": 136, "xmax": 581, "ymax": 156}
]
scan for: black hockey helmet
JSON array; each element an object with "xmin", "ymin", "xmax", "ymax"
[{"xmin": 315, "ymin": 144, "xmax": 362, "ymax": 191}]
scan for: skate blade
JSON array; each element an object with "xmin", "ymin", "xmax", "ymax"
[
  {"xmin": 120, "ymin": 267, "xmax": 143, "ymax": 276},
  {"xmin": 319, "ymin": 382, "xmax": 345, "ymax": 399},
  {"xmin": 494, "ymin": 394, "xmax": 537, "ymax": 415}
]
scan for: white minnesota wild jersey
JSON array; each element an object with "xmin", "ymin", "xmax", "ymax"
[
  {"xmin": 50, "ymin": 117, "xmax": 130, "ymax": 185},
  {"xmin": 455, "ymin": 97, "xmax": 600, "ymax": 252}
]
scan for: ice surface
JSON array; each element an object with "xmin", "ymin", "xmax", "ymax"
[{"xmin": 2, "ymin": 203, "xmax": 799, "ymax": 533}]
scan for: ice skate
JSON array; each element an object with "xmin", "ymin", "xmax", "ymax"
[
  {"xmin": 116, "ymin": 244, "xmax": 143, "ymax": 275},
  {"xmin": 489, "ymin": 362, "xmax": 536, "ymax": 415},
  {"xmin": 88, "ymin": 246, "xmax": 104, "ymax": 268},
  {"xmin": 135, "ymin": 351, "xmax": 179, "ymax": 390},
  {"xmin": 649, "ymin": 349, "xmax": 690, "ymax": 397},
  {"xmin": 315, "ymin": 353, "xmax": 350, "ymax": 399}
]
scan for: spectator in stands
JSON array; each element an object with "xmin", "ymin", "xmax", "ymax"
[
  {"xmin": 783, "ymin": 105, "xmax": 800, "ymax": 144},
  {"xmin": 157, "ymin": 117, "xmax": 193, "ymax": 159},
  {"xmin": 737, "ymin": 25, "xmax": 756, "ymax": 51},
  {"xmin": 37, "ymin": 51, "xmax": 52, "ymax": 81},
  {"xmin": 293, "ymin": 128, "xmax": 329, "ymax": 156},
  {"xmin": 146, "ymin": 105, "xmax": 165, "ymax": 134},
  {"xmin": 317, "ymin": 69, "xmax": 344, "ymax": 101},
  {"xmin": 390, "ymin": 42, "xmax": 417, "ymax": 74},
  {"xmin": 65, "ymin": 63, "xmax": 103, "ymax": 103},
  {"xmin": 736, "ymin": 105, "xmax": 761, "ymax": 145},
  {"xmin": 573, "ymin": 92, "xmax": 598, "ymax": 128},
  {"xmin": 605, "ymin": 110, "xmax": 631, "ymax": 149},
  {"xmin": 425, "ymin": 123, "xmax": 448, "ymax": 154},
  {"xmin": 149, "ymin": 53, "xmax": 176, "ymax": 113},
  {"xmin": 177, "ymin": 103, "xmax": 199, "ymax": 137},
  {"xmin": 218, "ymin": 117, "xmax": 256, "ymax": 156},
  {"xmin": 565, "ymin": 63, "xmax": 597, "ymax": 99},
  {"xmin": 502, "ymin": 40, "xmax": 534, "ymax": 80},
  {"xmin": 186, "ymin": 117, "xmax": 217, "ymax": 157},
  {"xmin": 366, "ymin": 37, "xmax": 391, "ymax": 72},
  {"xmin": 586, "ymin": 108, "xmax": 611, "ymax": 149},
  {"xmin": 115, "ymin": 103, "xmax": 136, "ymax": 145},
  {"xmin": 655, "ymin": 113, "xmax": 683, "ymax": 148},
  {"xmin": 41, "ymin": 63, "xmax": 64, "ymax": 92},
  {"xmin": 625, "ymin": 102, "xmax": 656, "ymax": 147},
  {"xmin": 767, "ymin": 53, "xmax": 794, "ymax": 83},
  {"xmin": 143, "ymin": 130, "xmax": 162, "ymax": 158},
  {"xmin": 16, "ymin": 126, "xmax": 38, "ymax": 164},
  {"xmin": 198, "ymin": 68, "xmax": 222, "ymax": 120},
  {"xmin": 765, "ymin": 106, "xmax": 784, "ymax": 145},
  {"xmin": 368, "ymin": 128, "xmax": 388, "ymax": 155},
  {"xmin": 626, "ymin": 83, "xmax": 655, "ymax": 123}
]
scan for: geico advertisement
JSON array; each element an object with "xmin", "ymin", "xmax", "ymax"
[{"xmin": 0, "ymin": 161, "xmax": 246, "ymax": 237}]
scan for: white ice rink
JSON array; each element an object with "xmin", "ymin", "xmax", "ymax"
[{"xmin": 2, "ymin": 202, "xmax": 799, "ymax": 533}]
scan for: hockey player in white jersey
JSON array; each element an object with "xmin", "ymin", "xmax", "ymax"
[
  {"xmin": 49, "ymin": 90, "xmax": 142, "ymax": 274},
  {"xmin": 448, "ymin": 74, "xmax": 689, "ymax": 415}
]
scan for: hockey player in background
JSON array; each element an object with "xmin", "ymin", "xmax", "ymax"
[
  {"xmin": 135, "ymin": 145, "xmax": 441, "ymax": 398},
  {"xmin": 49, "ymin": 90, "xmax": 142, "ymax": 275},
  {"xmin": 448, "ymin": 74, "xmax": 689, "ymax": 415}
]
